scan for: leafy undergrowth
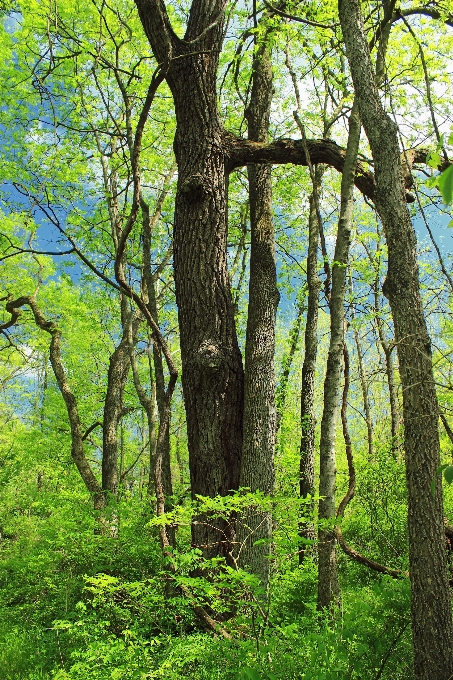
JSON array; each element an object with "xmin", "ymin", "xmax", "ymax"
[
  {"xmin": 0, "ymin": 553, "xmax": 413, "ymax": 680},
  {"xmin": 0, "ymin": 474, "xmax": 415, "ymax": 679}
]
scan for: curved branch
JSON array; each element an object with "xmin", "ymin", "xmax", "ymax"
[
  {"xmin": 370, "ymin": 5, "xmax": 453, "ymax": 52},
  {"xmin": 335, "ymin": 525, "xmax": 408, "ymax": 579},
  {"xmin": 0, "ymin": 297, "xmax": 103, "ymax": 502}
]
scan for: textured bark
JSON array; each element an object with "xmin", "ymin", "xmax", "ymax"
[
  {"xmin": 339, "ymin": 0, "xmax": 453, "ymax": 676},
  {"xmin": 237, "ymin": 42, "xmax": 278, "ymax": 586},
  {"xmin": 227, "ymin": 136, "xmax": 424, "ymax": 203},
  {"xmin": 141, "ymin": 187, "xmax": 175, "ymax": 508},
  {"xmin": 317, "ymin": 103, "xmax": 360, "ymax": 611},
  {"xmin": 299, "ymin": 182, "xmax": 323, "ymax": 563},
  {"xmin": 102, "ymin": 306, "xmax": 139, "ymax": 502},
  {"xmin": 276, "ymin": 295, "xmax": 305, "ymax": 431},
  {"xmin": 136, "ymin": 0, "xmax": 244, "ymax": 559},
  {"xmin": 352, "ymin": 326, "xmax": 374, "ymax": 460}
]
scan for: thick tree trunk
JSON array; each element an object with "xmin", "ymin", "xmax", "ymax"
[
  {"xmin": 299, "ymin": 181, "xmax": 323, "ymax": 563},
  {"xmin": 317, "ymin": 103, "xmax": 360, "ymax": 611},
  {"xmin": 339, "ymin": 1, "xmax": 453, "ymax": 676},
  {"xmin": 136, "ymin": 0, "xmax": 244, "ymax": 559},
  {"xmin": 237, "ymin": 42, "xmax": 278, "ymax": 586}
]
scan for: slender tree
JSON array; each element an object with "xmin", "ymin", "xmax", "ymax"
[
  {"xmin": 237, "ymin": 33, "xmax": 279, "ymax": 586},
  {"xmin": 317, "ymin": 101, "xmax": 360, "ymax": 610},
  {"xmin": 339, "ymin": 0, "xmax": 453, "ymax": 674}
]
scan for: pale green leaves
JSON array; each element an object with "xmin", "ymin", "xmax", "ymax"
[{"xmin": 425, "ymin": 132, "xmax": 453, "ymax": 205}]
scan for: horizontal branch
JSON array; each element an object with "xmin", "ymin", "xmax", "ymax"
[
  {"xmin": 227, "ymin": 135, "xmax": 449, "ymax": 203},
  {"xmin": 228, "ymin": 135, "xmax": 377, "ymax": 199}
]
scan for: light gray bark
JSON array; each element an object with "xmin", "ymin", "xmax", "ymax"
[
  {"xmin": 317, "ymin": 102, "xmax": 360, "ymax": 611},
  {"xmin": 238, "ymin": 40, "xmax": 278, "ymax": 587},
  {"xmin": 339, "ymin": 0, "xmax": 453, "ymax": 675},
  {"xmin": 299, "ymin": 184, "xmax": 322, "ymax": 563}
]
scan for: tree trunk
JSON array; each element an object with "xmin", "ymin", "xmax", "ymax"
[
  {"xmin": 276, "ymin": 293, "xmax": 305, "ymax": 432},
  {"xmin": 136, "ymin": 0, "xmax": 244, "ymax": 559},
  {"xmin": 141, "ymin": 190, "xmax": 175, "ymax": 518},
  {"xmin": 237, "ymin": 41, "xmax": 278, "ymax": 587},
  {"xmin": 102, "ymin": 304, "xmax": 135, "ymax": 500},
  {"xmin": 351, "ymin": 324, "xmax": 374, "ymax": 461},
  {"xmin": 374, "ymin": 283, "xmax": 401, "ymax": 449},
  {"xmin": 299, "ymin": 182, "xmax": 323, "ymax": 563},
  {"xmin": 339, "ymin": 0, "xmax": 453, "ymax": 675},
  {"xmin": 317, "ymin": 102, "xmax": 360, "ymax": 611}
]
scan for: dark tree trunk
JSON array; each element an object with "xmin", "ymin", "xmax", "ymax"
[
  {"xmin": 339, "ymin": 0, "xmax": 453, "ymax": 676},
  {"xmin": 136, "ymin": 0, "xmax": 244, "ymax": 559},
  {"xmin": 237, "ymin": 41, "xmax": 278, "ymax": 586}
]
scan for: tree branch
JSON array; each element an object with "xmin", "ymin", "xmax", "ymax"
[
  {"xmin": 226, "ymin": 135, "xmax": 431, "ymax": 203},
  {"xmin": 0, "ymin": 296, "xmax": 103, "ymax": 502}
]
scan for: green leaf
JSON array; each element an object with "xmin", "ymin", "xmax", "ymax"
[
  {"xmin": 427, "ymin": 150, "xmax": 442, "ymax": 168},
  {"xmin": 241, "ymin": 669, "xmax": 262, "ymax": 680},
  {"xmin": 432, "ymin": 464, "xmax": 448, "ymax": 494},
  {"xmin": 438, "ymin": 165, "xmax": 453, "ymax": 204},
  {"xmin": 425, "ymin": 175, "xmax": 439, "ymax": 189},
  {"xmin": 444, "ymin": 466, "xmax": 453, "ymax": 485}
]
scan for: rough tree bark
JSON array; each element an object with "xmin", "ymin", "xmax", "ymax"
[
  {"xmin": 134, "ymin": 0, "xmax": 450, "ymax": 570},
  {"xmin": 299, "ymin": 184, "xmax": 322, "ymax": 563},
  {"xmin": 135, "ymin": 0, "xmax": 244, "ymax": 559},
  {"xmin": 237, "ymin": 39, "xmax": 279, "ymax": 587},
  {"xmin": 339, "ymin": 0, "xmax": 453, "ymax": 676},
  {"xmin": 317, "ymin": 102, "xmax": 360, "ymax": 611},
  {"xmin": 102, "ymin": 304, "xmax": 140, "ymax": 505}
]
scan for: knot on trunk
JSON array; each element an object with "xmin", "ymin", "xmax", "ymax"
[
  {"xmin": 181, "ymin": 174, "xmax": 209, "ymax": 201},
  {"xmin": 197, "ymin": 340, "xmax": 223, "ymax": 369}
]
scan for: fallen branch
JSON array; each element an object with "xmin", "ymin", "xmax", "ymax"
[{"xmin": 335, "ymin": 525, "xmax": 408, "ymax": 579}]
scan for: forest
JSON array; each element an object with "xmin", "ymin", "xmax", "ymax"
[{"xmin": 1, "ymin": 0, "xmax": 453, "ymax": 678}]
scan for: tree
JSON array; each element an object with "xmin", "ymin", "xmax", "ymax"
[{"xmin": 339, "ymin": 0, "xmax": 453, "ymax": 675}]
